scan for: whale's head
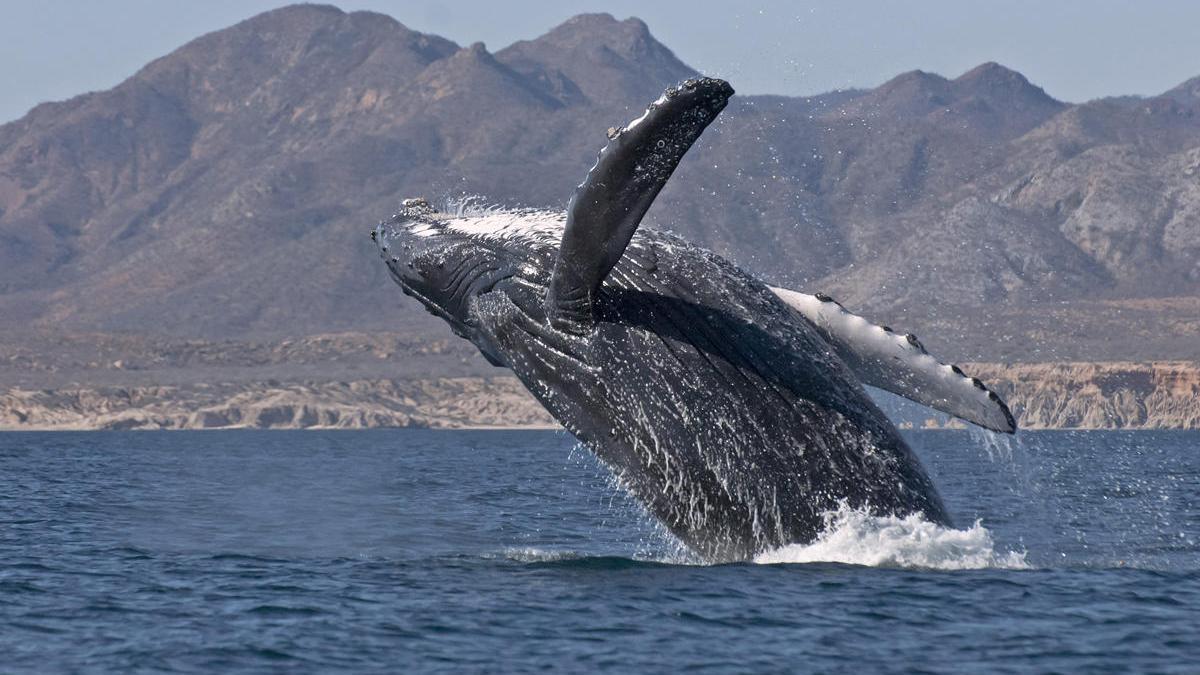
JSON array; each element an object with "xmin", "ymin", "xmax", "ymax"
[{"xmin": 372, "ymin": 199, "xmax": 563, "ymax": 340}]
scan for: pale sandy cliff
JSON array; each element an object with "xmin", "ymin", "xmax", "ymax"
[
  {"xmin": 967, "ymin": 362, "xmax": 1200, "ymax": 429},
  {"xmin": 2, "ymin": 362, "xmax": 1198, "ymax": 431},
  {"xmin": 0, "ymin": 378, "xmax": 555, "ymax": 431}
]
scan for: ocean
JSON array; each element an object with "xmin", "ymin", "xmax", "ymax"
[{"xmin": 2, "ymin": 429, "xmax": 1197, "ymax": 672}]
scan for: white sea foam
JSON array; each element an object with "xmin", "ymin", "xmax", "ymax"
[
  {"xmin": 754, "ymin": 504, "xmax": 1029, "ymax": 570},
  {"xmin": 500, "ymin": 547, "xmax": 583, "ymax": 563}
]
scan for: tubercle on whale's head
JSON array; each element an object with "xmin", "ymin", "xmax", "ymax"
[{"xmin": 372, "ymin": 198, "xmax": 528, "ymax": 339}]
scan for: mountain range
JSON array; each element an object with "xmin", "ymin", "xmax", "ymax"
[{"xmin": 2, "ymin": 3, "xmax": 1198, "ymax": 374}]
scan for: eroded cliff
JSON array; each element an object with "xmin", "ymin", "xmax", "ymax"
[
  {"xmin": 0, "ymin": 378, "xmax": 555, "ymax": 431},
  {"xmin": 2, "ymin": 362, "xmax": 1198, "ymax": 431},
  {"xmin": 966, "ymin": 362, "xmax": 1200, "ymax": 429}
]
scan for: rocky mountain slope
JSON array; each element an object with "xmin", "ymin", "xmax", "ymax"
[
  {"xmin": 2, "ymin": 4, "xmax": 1199, "ymax": 430},
  {"xmin": 1, "ymin": 4, "xmax": 1199, "ymax": 366}
]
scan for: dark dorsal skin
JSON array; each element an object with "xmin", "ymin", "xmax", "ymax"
[
  {"xmin": 472, "ymin": 232, "xmax": 950, "ymax": 562},
  {"xmin": 546, "ymin": 78, "xmax": 734, "ymax": 334}
]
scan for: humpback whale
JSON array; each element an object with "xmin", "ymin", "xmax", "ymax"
[{"xmin": 372, "ymin": 78, "xmax": 1015, "ymax": 563}]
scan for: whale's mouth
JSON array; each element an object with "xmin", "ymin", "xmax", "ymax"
[
  {"xmin": 381, "ymin": 235, "xmax": 518, "ymax": 341},
  {"xmin": 394, "ymin": 275, "xmax": 464, "ymax": 328}
]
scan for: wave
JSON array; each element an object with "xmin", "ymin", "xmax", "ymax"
[
  {"xmin": 497, "ymin": 548, "xmax": 675, "ymax": 569},
  {"xmin": 494, "ymin": 503, "xmax": 1028, "ymax": 571},
  {"xmin": 500, "ymin": 547, "xmax": 586, "ymax": 564},
  {"xmin": 754, "ymin": 504, "xmax": 1029, "ymax": 570}
]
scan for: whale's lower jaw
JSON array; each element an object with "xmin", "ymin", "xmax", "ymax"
[{"xmin": 469, "ymin": 231, "xmax": 949, "ymax": 563}]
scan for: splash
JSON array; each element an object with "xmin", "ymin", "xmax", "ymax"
[
  {"xmin": 439, "ymin": 194, "xmax": 555, "ymax": 220},
  {"xmin": 500, "ymin": 547, "xmax": 584, "ymax": 563},
  {"xmin": 967, "ymin": 424, "xmax": 1020, "ymax": 463},
  {"xmin": 442, "ymin": 194, "xmax": 504, "ymax": 218},
  {"xmin": 754, "ymin": 503, "xmax": 1029, "ymax": 570}
]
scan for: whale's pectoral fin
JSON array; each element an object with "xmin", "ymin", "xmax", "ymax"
[
  {"xmin": 770, "ymin": 287, "xmax": 1018, "ymax": 434},
  {"xmin": 546, "ymin": 78, "xmax": 734, "ymax": 334}
]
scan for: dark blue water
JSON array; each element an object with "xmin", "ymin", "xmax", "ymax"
[{"xmin": 2, "ymin": 430, "xmax": 1198, "ymax": 672}]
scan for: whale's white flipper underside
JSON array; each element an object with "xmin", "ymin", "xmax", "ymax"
[{"xmin": 769, "ymin": 287, "xmax": 1017, "ymax": 434}]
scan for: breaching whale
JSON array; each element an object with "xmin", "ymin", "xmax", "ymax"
[{"xmin": 372, "ymin": 78, "xmax": 1015, "ymax": 563}]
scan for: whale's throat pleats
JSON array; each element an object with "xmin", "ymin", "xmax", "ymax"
[
  {"xmin": 545, "ymin": 78, "xmax": 735, "ymax": 334},
  {"xmin": 474, "ymin": 237, "xmax": 950, "ymax": 563}
]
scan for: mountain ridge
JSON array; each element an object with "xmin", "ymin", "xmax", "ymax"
[{"xmin": 1, "ymin": 4, "xmax": 1198, "ymax": 370}]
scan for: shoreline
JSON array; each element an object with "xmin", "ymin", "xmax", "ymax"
[
  {"xmin": 3, "ymin": 361, "xmax": 1199, "ymax": 431},
  {"xmin": 0, "ymin": 424, "xmax": 566, "ymax": 432},
  {"xmin": 2, "ymin": 426, "xmax": 1194, "ymax": 433}
]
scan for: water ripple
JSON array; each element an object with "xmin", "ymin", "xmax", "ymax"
[{"xmin": 0, "ymin": 429, "xmax": 1197, "ymax": 672}]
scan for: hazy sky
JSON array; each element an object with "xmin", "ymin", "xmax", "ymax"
[{"xmin": 3, "ymin": 0, "xmax": 1199, "ymax": 123}]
